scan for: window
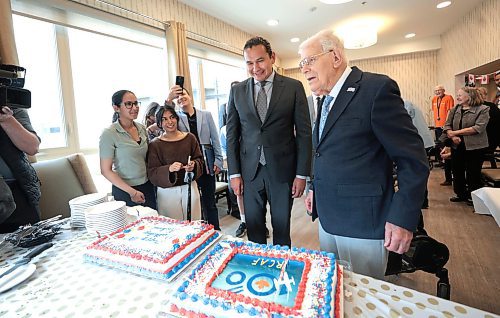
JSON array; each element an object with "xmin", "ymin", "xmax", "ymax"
[
  {"xmin": 13, "ymin": 14, "xmax": 167, "ymax": 153},
  {"xmin": 189, "ymin": 56, "xmax": 246, "ymax": 129},
  {"xmin": 13, "ymin": 15, "xmax": 66, "ymax": 149},
  {"xmin": 68, "ymin": 28, "xmax": 167, "ymax": 150}
]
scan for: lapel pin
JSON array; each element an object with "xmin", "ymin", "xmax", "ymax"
[{"xmin": 347, "ymin": 87, "xmax": 356, "ymax": 92}]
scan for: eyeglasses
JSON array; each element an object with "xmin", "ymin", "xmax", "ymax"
[
  {"xmin": 122, "ymin": 101, "xmax": 141, "ymax": 109},
  {"xmin": 298, "ymin": 50, "xmax": 333, "ymax": 70}
]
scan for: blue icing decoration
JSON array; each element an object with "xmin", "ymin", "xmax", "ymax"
[
  {"xmin": 327, "ymin": 252, "xmax": 335, "ymax": 258},
  {"xmin": 177, "ymin": 286, "xmax": 185, "ymax": 292},
  {"xmin": 191, "ymin": 295, "xmax": 199, "ymax": 302},
  {"xmin": 222, "ymin": 302, "xmax": 230, "ymax": 311},
  {"xmin": 123, "ymin": 229, "xmax": 131, "ymax": 233},
  {"xmin": 173, "ymin": 244, "xmax": 180, "ymax": 249},
  {"xmin": 179, "ymin": 292, "xmax": 187, "ymax": 300},
  {"xmin": 249, "ymin": 308, "xmax": 258, "ymax": 316},
  {"xmin": 235, "ymin": 305, "xmax": 245, "ymax": 313},
  {"xmin": 210, "ymin": 299, "xmax": 219, "ymax": 308},
  {"xmin": 202, "ymin": 297, "xmax": 210, "ymax": 305}
]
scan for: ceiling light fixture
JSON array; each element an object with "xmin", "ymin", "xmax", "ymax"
[
  {"xmin": 436, "ymin": 1, "xmax": 451, "ymax": 9},
  {"xmin": 266, "ymin": 19, "xmax": 279, "ymax": 26},
  {"xmin": 290, "ymin": 37, "xmax": 300, "ymax": 43},
  {"xmin": 405, "ymin": 33, "xmax": 416, "ymax": 39},
  {"xmin": 337, "ymin": 23, "xmax": 378, "ymax": 49},
  {"xmin": 319, "ymin": 0, "xmax": 353, "ymax": 4}
]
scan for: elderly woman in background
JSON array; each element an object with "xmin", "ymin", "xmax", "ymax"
[
  {"xmin": 100, "ymin": 90, "xmax": 157, "ymax": 209},
  {"xmin": 444, "ymin": 87, "xmax": 489, "ymax": 205},
  {"xmin": 147, "ymin": 105, "xmax": 204, "ymax": 220},
  {"xmin": 143, "ymin": 101, "xmax": 161, "ymax": 141}
]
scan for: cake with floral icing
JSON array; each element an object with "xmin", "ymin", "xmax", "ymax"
[
  {"xmin": 167, "ymin": 239, "xmax": 343, "ymax": 318},
  {"xmin": 84, "ymin": 216, "xmax": 220, "ymax": 280}
]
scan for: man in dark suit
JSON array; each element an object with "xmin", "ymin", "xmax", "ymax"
[
  {"xmin": 227, "ymin": 36, "xmax": 311, "ymax": 246},
  {"xmin": 300, "ymin": 30, "xmax": 429, "ymax": 279}
]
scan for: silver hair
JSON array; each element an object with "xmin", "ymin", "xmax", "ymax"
[{"xmin": 299, "ymin": 29, "xmax": 348, "ymax": 63}]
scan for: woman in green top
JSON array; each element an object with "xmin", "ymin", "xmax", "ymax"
[{"xmin": 99, "ymin": 90, "xmax": 156, "ymax": 209}]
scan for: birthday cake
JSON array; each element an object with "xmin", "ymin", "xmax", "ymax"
[
  {"xmin": 84, "ymin": 216, "xmax": 220, "ymax": 280},
  {"xmin": 168, "ymin": 240, "xmax": 343, "ymax": 318}
]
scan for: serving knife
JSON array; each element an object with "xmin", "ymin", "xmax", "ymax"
[{"xmin": 0, "ymin": 242, "xmax": 53, "ymax": 279}]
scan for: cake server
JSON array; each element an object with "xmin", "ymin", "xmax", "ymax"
[{"xmin": 0, "ymin": 242, "xmax": 53, "ymax": 279}]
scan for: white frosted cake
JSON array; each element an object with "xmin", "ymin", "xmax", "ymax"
[
  {"xmin": 167, "ymin": 240, "xmax": 343, "ymax": 317},
  {"xmin": 84, "ymin": 216, "xmax": 220, "ymax": 280}
]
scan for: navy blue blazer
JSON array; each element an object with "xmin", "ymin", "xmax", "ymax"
[{"xmin": 311, "ymin": 67, "xmax": 429, "ymax": 239}]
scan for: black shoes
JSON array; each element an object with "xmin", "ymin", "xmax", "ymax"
[
  {"xmin": 450, "ymin": 197, "xmax": 473, "ymax": 206},
  {"xmin": 235, "ymin": 222, "xmax": 247, "ymax": 238},
  {"xmin": 235, "ymin": 222, "xmax": 270, "ymax": 239}
]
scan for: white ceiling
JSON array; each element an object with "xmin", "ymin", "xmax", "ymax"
[{"xmin": 179, "ymin": 0, "xmax": 484, "ymax": 66}]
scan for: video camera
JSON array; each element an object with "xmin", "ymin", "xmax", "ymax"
[{"xmin": 0, "ymin": 64, "xmax": 31, "ymax": 109}]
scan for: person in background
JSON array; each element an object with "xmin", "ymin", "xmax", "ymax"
[
  {"xmin": 404, "ymin": 100, "xmax": 435, "ymax": 209},
  {"xmin": 147, "ymin": 105, "xmax": 203, "ymax": 220},
  {"xmin": 300, "ymin": 29, "xmax": 428, "ymax": 279},
  {"xmin": 165, "ymin": 88, "xmax": 223, "ymax": 230},
  {"xmin": 494, "ymin": 71, "xmax": 500, "ymax": 107},
  {"xmin": 0, "ymin": 105, "xmax": 41, "ymax": 233},
  {"xmin": 432, "ymin": 85, "xmax": 454, "ymax": 186},
  {"xmin": 444, "ymin": 87, "xmax": 489, "ymax": 205},
  {"xmin": 227, "ymin": 36, "xmax": 312, "ymax": 246},
  {"xmin": 218, "ymin": 81, "xmax": 240, "ymax": 129},
  {"xmin": 477, "ymin": 87, "xmax": 500, "ymax": 153},
  {"xmin": 143, "ymin": 101, "xmax": 161, "ymax": 141},
  {"xmin": 99, "ymin": 90, "xmax": 156, "ymax": 209}
]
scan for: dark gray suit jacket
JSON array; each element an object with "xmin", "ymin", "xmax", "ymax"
[
  {"xmin": 226, "ymin": 73, "xmax": 311, "ymax": 183},
  {"xmin": 311, "ymin": 67, "xmax": 429, "ymax": 239}
]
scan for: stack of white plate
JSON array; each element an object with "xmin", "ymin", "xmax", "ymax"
[
  {"xmin": 69, "ymin": 193, "xmax": 108, "ymax": 228},
  {"xmin": 85, "ymin": 201, "xmax": 127, "ymax": 235}
]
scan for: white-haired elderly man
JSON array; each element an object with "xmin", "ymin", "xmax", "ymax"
[{"xmin": 300, "ymin": 29, "xmax": 429, "ymax": 279}]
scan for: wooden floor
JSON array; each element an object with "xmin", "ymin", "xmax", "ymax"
[{"xmin": 217, "ymin": 168, "xmax": 500, "ymax": 314}]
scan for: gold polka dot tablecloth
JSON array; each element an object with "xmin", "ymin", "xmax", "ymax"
[
  {"xmin": 343, "ymin": 271, "xmax": 499, "ymax": 318},
  {"xmin": 0, "ymin": 233, "xmax": 498, "ymax": 318},
  {"xmin": 0, "ymin": 232, "xmax": 175, "ymax": 318}
]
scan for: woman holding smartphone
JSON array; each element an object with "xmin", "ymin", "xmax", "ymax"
[{"xmin": 147, "ymin": 105, "xmax": 204, "ymax": 220}]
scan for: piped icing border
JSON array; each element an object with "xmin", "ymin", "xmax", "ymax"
[{"xmin": 171, "ymin": 240, "xmax": 338, "ymax": 318}]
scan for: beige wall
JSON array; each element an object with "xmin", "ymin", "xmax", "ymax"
[
  {"xmin": 285, "ymin": 51, "xmax": 438, "ymax": 123},
  {"xmin": 73, "ymin": 0, "xmax": 252, "ymax": 55},
  {"xmin": 285, "ymin": 0, "xmax": 499, "ymax": 125},
  {"xmin": 438, "ymin": 0, "xmax": 499, "ymax": 94}
]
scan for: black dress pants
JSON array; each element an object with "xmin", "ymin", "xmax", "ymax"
[
  {"xmin": 243, "ymin": 164, "xmax": 293, "ymax": 246},
  {"xmin": 197, "ymin": 172, "xmax": 220, "ymax": 230},
  {"xmin": 451, "ymin": 144, "xmax": 485, "ymax": 199}
]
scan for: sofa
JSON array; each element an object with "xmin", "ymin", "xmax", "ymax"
[{"xmin": 32, "ymin": 153, "xmax": 97, "ymax": 220}]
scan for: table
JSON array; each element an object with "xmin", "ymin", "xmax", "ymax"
[
  {"xmin": 0, "ymin": 230, "xmax": 498, "ymax": 318},
  {"xmin": 472, "ymin": 187, "xmax": 500, "ymax": 227}
]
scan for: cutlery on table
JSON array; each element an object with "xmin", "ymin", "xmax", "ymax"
[{"xmin": 0, "ymin": 242, "xmax": 53, "ymax": 279}]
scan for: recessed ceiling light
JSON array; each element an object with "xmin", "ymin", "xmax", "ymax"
[
  {"xmin": 290, "ymin": 37, "xmax": 300, "ymax": 43},
  {"xmin": 436, "ymin": 1, "xmax": 451, "ymax": 9},
  {"xmin": 405, "ymin": 33, "xmax": 416, "ymax": 39},
  {"xmin": 266, "ymin": 19, "xmax": 279, "ymax": 26},
  {"xmin": 319, "ymin": 0, "xmax": 353, "ymax": 4}
]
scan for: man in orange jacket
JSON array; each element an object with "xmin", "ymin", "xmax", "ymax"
[{"xmin": 432, "ymin": 85, "xmax": 454, "ymax": 185}]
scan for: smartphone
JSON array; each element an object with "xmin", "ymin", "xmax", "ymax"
[{"xmin": 175, "ymin": 76, "xmax": 184, "ymax": 92}]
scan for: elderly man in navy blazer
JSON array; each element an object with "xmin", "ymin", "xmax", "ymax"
[{"xmin": 300, "ymin": 30, "xmax": 429, "ymax": 279}]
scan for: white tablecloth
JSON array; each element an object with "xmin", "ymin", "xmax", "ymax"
[
  {"xmin": 0, "ymin": 231, "xmax": 498, "ymax": 318},
  {"xmin": 472, "ymin": 187, "xmax": 500, "ymax": 227}
]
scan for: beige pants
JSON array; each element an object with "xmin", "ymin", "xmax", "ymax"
[{"xmin": 156, "ymin": 181, "xmax": 201, "ymax": 221}]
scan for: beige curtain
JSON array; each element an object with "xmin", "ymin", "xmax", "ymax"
[
  {"xmin": 0, "ymin": 0, "xmax": 19, "ymax": 65},
  {"xmin": 165, "ymin": 21, "xmax": 192, "ymax": 95}
]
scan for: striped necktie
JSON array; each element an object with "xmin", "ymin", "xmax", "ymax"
[{"xmin": 319, "ymin": 95, "xmax": 334, "ymax": 138}]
